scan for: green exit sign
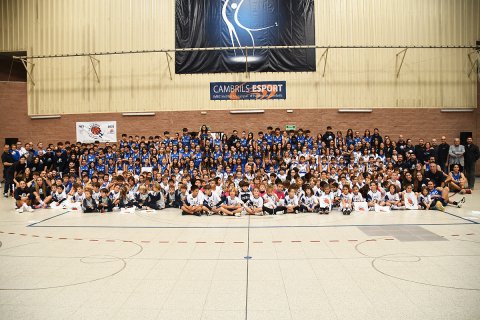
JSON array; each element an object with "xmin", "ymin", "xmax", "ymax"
[{"xmin": 285, "ymin": 125, "xmax": 296, "ymax": 131}]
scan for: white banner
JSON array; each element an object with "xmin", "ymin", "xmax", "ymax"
[{"xmin": 76, "ymin": 121, "xmax": 117, "ymax": 143}]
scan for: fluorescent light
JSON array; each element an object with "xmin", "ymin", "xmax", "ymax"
[
  {"xmin": 227, "ymin": 56, "xmax": 263, "ymax": 63},
  {"xmin": 338, "ymin": 109, "xmax": 372, "ymax": 113},
  {"xmin": 440, "ymin": 108, "xmax": 474, "ymax": 113},
  {"xmin": 30, "ymin": 115, "xmax": 61, "ymax": 119},
  {"xmin": 230, "ymin": 110, "xmax": 265, "ymax": 114},
  {"xmin": 122, "ymin": 112, "xmax": 156, "ymax": 116},
  {"xmin": 286, "ymin": 110, "xmax": 293, "ymax": 113}
]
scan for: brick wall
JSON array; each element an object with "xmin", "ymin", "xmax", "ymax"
[{"xmin": 1, "ymin": 81, "xmax": 479, "ymax": 174}]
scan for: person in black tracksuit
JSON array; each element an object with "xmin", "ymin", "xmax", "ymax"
[
  {"xmin": 2, "ymin": 145, "xmax": 15, "ymax": 197},
  {"xmin": 464, "ymin": 137, "xmax": 479, "ymax": 190}
]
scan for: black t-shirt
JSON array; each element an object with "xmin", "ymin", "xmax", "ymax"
[
  {"xmin": 35, "ymin": 185, "xmax": 51, "ymax": 199},
  {"xmin": 1, "ymin": 152, "xmax": 15, "ymax": 172},
  {"xmin": 13, "ymin": 161, "xmax": 27, "ymax": 175},
  {"xmin": 425, "ymin": 170, "xmax": 445, "ymax": 187},
  {"xmin": 322, "ymin": 131, "xmax": 335, "ymax": 144},
  {"xmin": 14, "ymin": 186, "xmax": 32, "ymax": 200}
]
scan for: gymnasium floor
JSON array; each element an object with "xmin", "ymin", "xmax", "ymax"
[{"xmin": 0, "ymin": 187, "xmax": 479, "ymax": 320}]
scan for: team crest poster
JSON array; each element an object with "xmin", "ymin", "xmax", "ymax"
[
  {"xmin": 175, "ymin": 0, "xmax": 316, "ymax": 73},
  {"xmin": 76, "ymin": 121, "xmax": 117, "ymax": 143}
]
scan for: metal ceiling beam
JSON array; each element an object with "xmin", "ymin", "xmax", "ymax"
[
  {"xmin": 12, "ymin": 45, "xmax": 477, "ymax": 60},
  {"xmin": 165, "ymin": 52, "xmax": 173, "ymax": 80},
  {"xmin": 19, "ymin": 58, "xmax": 35, "ymax": 86},
  {"xmin": 319, "ymin": 48, "xmax": 329, "ymax": 77},
  {"xmin": 88, "ymin": 55, "xmax": 100, "ymax": 83},
  {"xmin": 395, "ymin": 48, "xmax": 408, "ymax": 78}
]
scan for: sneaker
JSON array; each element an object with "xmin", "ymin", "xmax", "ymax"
[
  {"xmin": 34, "ymin": 204, "xmax": 42, "ymax": 209},
  {"xmin": 457, "ymin": 197, "xmax": 466, "ymax": 208},
  {"xmin": 26, "ymin": 206, "xmax": 34, "ymax": 212},
  {"xmin": 16, "ymin": 207, "xmax": 24, "ymax": 213},
  {"xmin": 194, "ymin": 212, "xmax": 201, "ymax": 217},
  {"xmin": 435, "ymin": 201, "xmax": 445, "ymax": 212},
  {"xmin": 4, "ymin": 193, "xmax": 8, "ymax": 198},
  {"xmin": 235, "ymin": 211, "xmax": 242, "ymax": 217},
  {"xmin": 465, "ymin": 189, "xmax": 472, "ymax": 194}
]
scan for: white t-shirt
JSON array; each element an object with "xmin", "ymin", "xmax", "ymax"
[
  {"xmin": 300, "ymin": 195, "xmax": 318, "ymax": 208},
  {"xmin": 284, "ymin": 194, "xmax": 299, "ymax": 206},
  {"xmin": 367, "ymin": 190, "xmax": 382, "ymax": 202},
  {"xmin": 248, "ymin": 195, "xmax": 264, "ymax": 208},
  {"xmin": 204, "ymin": 193, "xmax": 221, "ymax": 208},
  {"xmin": 186, "ymin": 193, "xmax": 204, "ymax": 206},
  {"xmin": 225, "ymin": 196, "xmax": 242, "ymax": 207},
  {"xmin": 262, "ymin": 194, "xmax": 278, "ymax": 209}
]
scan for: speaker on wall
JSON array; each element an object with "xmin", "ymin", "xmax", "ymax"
[{"xmin": 460, "ymin": 132, "xmax": 472, "ymax": 146}]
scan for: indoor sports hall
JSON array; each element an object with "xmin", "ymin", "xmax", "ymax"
[{"xmin": 0, "ymin": 0, "xmax": 479, "ymax": 319}]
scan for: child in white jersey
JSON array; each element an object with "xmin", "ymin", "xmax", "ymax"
[
  {"xmin": 181, "ymin": 185, "xmax": 204, "ymax": 216},
  {"xmin": 339, "ymin": 185, "xmax": 353, "ymax": 215},
  {"xmin": 384, "ymin": 184, "xmax": 404, "ymax": 210},
  {"xmin": 220, "ymin": 188, "xmax": 244, "ymax": 217},
  {"xmin": 418, "ymin": 186, "xmax": 432, "ymax": 210},
  {"xmin": 367, "ymin": 182, "xmax": 384, "ymax": 210},
  {"xmin": 51, "ymin": 185, "xmax": 67, "ymax": 209},
  {"xmin": 245, "ymin": 187, "xmax": 264, "ymax": 216},
  {"xmin": 262, "ymin": 185, "xmax": 285, "ymax": 215},
  {"xmin": 202, "ymin": 185, "xmax": 223, "ymax": 215},
  {"xmin": 284, "ymin": 187, "xmax": 300, "ymax": 214},
  {"xmin": 403, "ymin": 184, "xmax": 419, "ymax": 210},
  {"xmin": 318, "ymin": 185, "xmax": 334, "ymax": 214},
  {"xmin": 299, "ymin": 186, "xmax": 318, "ymax": 213}
]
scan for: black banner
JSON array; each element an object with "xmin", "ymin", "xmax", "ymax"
[{"xmin": 175, "ymin": 0, "xmax": 316, "ymax": 74}]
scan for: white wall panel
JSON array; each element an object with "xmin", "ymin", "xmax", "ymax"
[{"xmin": 0, "ymin": 0, "xmax": 478, "ymax": 115}]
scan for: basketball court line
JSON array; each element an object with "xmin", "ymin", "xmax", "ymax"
[{"xmin": 24, "ymin": 210, "xmax": 478, "ymax": 229}]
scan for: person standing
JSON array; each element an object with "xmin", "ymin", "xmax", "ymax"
[
  {"xmin": 437, "ymin": 136, "xmax": 449, "ymax": 173},
  {"xmin": 1, "ymin": 145, "xmax": 15, "ymax": 197},
  {"xmin": 464, "ymin": 137, "xmax": 479, "ymax": 190},
  {"xmin": 448, "ymin": 138, "xmax": 465, "ymax": 172}
]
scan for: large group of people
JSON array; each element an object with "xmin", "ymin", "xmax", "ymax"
[{"xmin": 1, "ymin": 125, "xmax": 479, "ymax": 215}]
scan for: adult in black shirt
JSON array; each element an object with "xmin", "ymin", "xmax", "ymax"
[
  {"xmin": 227, "ymin": 130, "xmax": 240, "ymax": 148},
  {"xmin": 396, "ymin": 135, "xmax": 407, "ymax": 156},
  {"xmin": 54, "ymin": 149, "xmax": 68, "ymax": 174},
  {"xmin": 322, "ymin": 126, "xmax": 335, "ymax": 145},
  {"xmin": 29, "ymin": 157, "xmax": 45, "ymax": 173},
  {"xmin": 13, "ymin": 156, "xmax": 28, "ymax": 180},
  {"xmin": 405, "ymin": 152, "xmax": 419, "ymax": 172},
  {"xmin": 414, "ymin": 139, "xmax": 426, "ymax": 164},
  {"xmin": 464, "ymin": 137, "xmax": 479, "ymax": 189},
  {"xmin": 371, "ymin": 128, "xmax": 383, "ymax": 145},
  {"xmin": 425, "ymin": 163, "xmax": 446, "ymax": 187},
  {"xmin": 1, "ymin": 145, "xmax": 15, "ymax": 197},
  {"xmin": 436, "ymin": 136, "xmax": 450, "ymax": 172}
]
